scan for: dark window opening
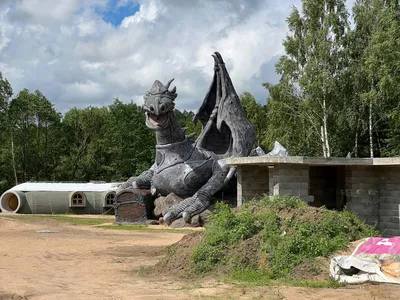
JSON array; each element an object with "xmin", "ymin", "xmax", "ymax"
[
  {"xmin": 309, "ymin": 166, "xmax": 346, "ymax": 210},
  {"xmin": 106, "ymin": 193, "xmax": 115, "ymax": 206}
]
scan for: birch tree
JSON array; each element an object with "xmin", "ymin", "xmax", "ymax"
[
  {"xmin": 360, "ymin": 0, "xmax": 400, "ymax": 156},
  {"xmin": 273, "ymin": 0, "xmax": 350, "ymax": 157}
]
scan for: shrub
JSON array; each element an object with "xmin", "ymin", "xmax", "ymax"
[{"xmin": 190, "ymin": 195, "xmax": 379, "ymax": 280}]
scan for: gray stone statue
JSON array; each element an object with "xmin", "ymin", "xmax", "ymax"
[{"xmin": 116, "ymin": 52, "xmax": 255, "ymax": 224}]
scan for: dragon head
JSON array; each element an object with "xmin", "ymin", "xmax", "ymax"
[{"xmin": 143, "ymin": 79, "xmax": 177, "ymax": 130}]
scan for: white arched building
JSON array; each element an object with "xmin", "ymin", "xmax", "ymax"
[{"xmin": 0, "ymin": 182, "xmax": 119, "ymax": 214}]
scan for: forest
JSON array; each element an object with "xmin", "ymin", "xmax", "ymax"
[{"xmin": 0, "ymin": 0, "xmax": 400, "ymax": 195}]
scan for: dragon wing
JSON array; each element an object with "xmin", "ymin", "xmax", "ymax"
[{"xmin": 194, "ymin": 52, "xmax": 255, "ymax": 158}]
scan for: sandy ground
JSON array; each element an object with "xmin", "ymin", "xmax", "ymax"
[{"xmin": 1, "ymin": 215, "xmax": 400, "ymax": 300}]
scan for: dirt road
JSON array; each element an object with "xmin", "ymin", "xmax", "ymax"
[{"xmin": 0, "ymin": 215, "xmax": 400, "ymax": 300}]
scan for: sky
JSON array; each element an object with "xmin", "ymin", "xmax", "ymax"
[{"xmin": 0, "ymin": 0, "xmax": 355, "ymax": 112}]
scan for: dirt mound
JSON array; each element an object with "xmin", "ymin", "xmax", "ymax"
[
  {"xmin": 252, "ymin": 204, "xmax": 327, "ymax": 223},
  {"xmin": 151, "ymin": 198, "xmax": 377, "ymax": 284},
  {"xmin": 153, "ymin": 231, "xmax": 203, "ymax": 277}
]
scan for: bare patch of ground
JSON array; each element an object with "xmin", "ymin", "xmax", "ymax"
[{"xmin": 0, "ymin": 214, "xmax": 400, "ymax": 299}]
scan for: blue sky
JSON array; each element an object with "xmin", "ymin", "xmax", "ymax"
[{"xmin": 100, "ymin": 0, "xmax": 140, "ymax": 26}]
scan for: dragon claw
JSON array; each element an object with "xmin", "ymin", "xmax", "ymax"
[
  {"xmin": 182, "ymin": 211, "xmax": 190, "ymax": 223},
  {"xmin": 163, "ymin": 211, "xmax": 173, "ymax": 225}
]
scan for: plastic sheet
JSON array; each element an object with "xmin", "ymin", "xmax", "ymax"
[{"xmin": 331, "ymin": 237, "xmax": 400, "ymax": 284}]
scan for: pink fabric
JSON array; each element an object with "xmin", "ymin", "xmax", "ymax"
[{"xmin": 354, "ymin": 237, "xmax": 400, "ymax": 256}]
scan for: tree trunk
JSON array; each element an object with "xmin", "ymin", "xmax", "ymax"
[
  {"xmin": 322, "ymin": 98, "xmax": 330, "ymax": 158},
  {"xmin": 8, "ymin": 113, "xmax": 18, "ymax": 185},
  {"xmin": 355, "ymin": 131, "xmax": 359, "ymax": 158},
  {"xmin": 321, "ymin": 126, "xmax": 327, "ymax": 157},
  {"xmin": 369, "ymin": 100, "xmax": 374, "ymax": 158}
]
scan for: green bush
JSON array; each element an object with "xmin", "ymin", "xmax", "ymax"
[
  {"xmin": 190, "ymin": 196, "xmax": 379, "ymax": 280},
  {"xmin": 191, "ymin": 202, "xmax": 258, "ymax": 273}
]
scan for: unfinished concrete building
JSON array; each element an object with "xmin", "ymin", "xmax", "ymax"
[{"xmin": 226, "ymin": 157, "xmax": 400, "ymax": 237}]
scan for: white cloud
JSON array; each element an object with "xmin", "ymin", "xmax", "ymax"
[
  {"xmin": 121, "ymin": 0, "xmax": 161, "ymax": 26},
  {"xmin": 0, "ymin": 0, "xmax": 354, "ymax": 112}
]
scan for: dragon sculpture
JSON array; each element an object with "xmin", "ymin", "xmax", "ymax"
[{"xmin": 117, "ymin": 52, "xmax": 255, "ymax": 225}]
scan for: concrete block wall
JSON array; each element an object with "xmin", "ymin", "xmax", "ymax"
[
  {"xmin": 344, "ymin": 165, "xmax": 400, "ymax": 236},
  {"xmin": 344, "ymin": 166, "xmax": 380, "ymax": 227},
  {"xmin": 237, "ymin": 163, "xmax": 314, "ymax": 206},
  {"xmin": 236, "ymin": 165, "xmax": 269, "ymax": 205},
  {"xmin": 378, "ymin": 166, "xmax": 400, "ymax": 236},
  {"xmin": 268, "ymin": 164, "xmax": 313, "ymax": 203}
]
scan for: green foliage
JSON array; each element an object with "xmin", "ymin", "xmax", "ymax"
[
  {"xmin": 240, "ymin": 92, "xmax": 268, "ymax": 148},
  {"xmin": 262, "ymin": 195, "xmax": 308, "ymax": 209},
  {"xmin": 192, "ymin": 202, "xmax": 258, "ymax": 273},
  {"xmin": 266, "ymin": 0, "xmax": 350, "ymax": 158},
  {"xmin": 260, "ymin": 0, "xmax": 400, "ymax": 158},
  {"xmin": 174, "ymin": 109, "xmax": 202, "ymax": 138},
  {"xmin": 190, "ymin": 196, "xmax": 378, "ymax": 281},
  {"xmin": 263, "ymin": 82, "xmax": 320, "ymax": 156}
]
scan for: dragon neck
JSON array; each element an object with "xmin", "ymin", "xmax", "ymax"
[{"xmin": 156, "ymin": 112, "xmax": 186, "ymax": 145}]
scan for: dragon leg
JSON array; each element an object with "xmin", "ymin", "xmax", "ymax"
[
  {"xmin": 163, "ymin": 160, "xmax": 229, "ymax": 224},
  {"xmin": 116, "ymin": 163, "xmax": 155, "ymax": 194}
]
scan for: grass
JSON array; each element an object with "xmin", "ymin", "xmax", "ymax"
[
  {"xmin": 224, "ymin": 268, "xmax": 345, "ymax": 288},
  {"xmin": 1, "ymin": 214, "xmax": 110, "ymax": 225},
  {"xmin": 1, "ymin": 214, "xmax": 197, "ymax": 233},
  {"xmin": 97, "ymin": 224, "xmax": 196, "ymax": 234},
  {"xmin": 186, "ymin": 195, "xmax": 379, "ymax": 286}
]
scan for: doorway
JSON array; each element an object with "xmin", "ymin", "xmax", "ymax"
[{"xmin": 309, "ymin": 166, "xmax": 346, "ymax": 210}]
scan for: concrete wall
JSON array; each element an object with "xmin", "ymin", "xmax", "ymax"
[
  {"xmin": 237, "ymin": 165, "xmax": 269, "ymax": 205},
  {"xmin": 269, "ymin": 164, "xmax": 313, "ymax": 203},
  {"xmin": 377, "ymin": 166, "xmax": 400, "ymax": 236},
  {"xmin": 237, "ymin": 164, "xmax": 313, "ymax": 205},
  {"xmin": 344, "ymin": 166, "xmax": 400, "ymax": 236},
  {"xmin": 236, "ymin": 162, "xmax": 400, "ymax": 237},
  {"xmin": 344, "ymin": 166, "xmax": 380, "ymax": 227}
]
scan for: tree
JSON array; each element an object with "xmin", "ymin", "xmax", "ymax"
[
  {"xmin": 239, "ymin": 92, "xmax": 268, "ymax": 149},
  {"xmin": 263, "ymin": 81, "xmax": 321, "ymax": 156},
  {"xmin": 344, "ymin": 0, "xmax": 400, "ymax": 157},
  {"xmin": 362, "ymin": 0, "xmax": 400, "ymax": 156},
  {"xmin": 174, "ymin": 109, "xmax": 202, "ymax": 139},
  {"xmin": 0, "ymin": 72, "xmax": 12, "ymax": 115},
  {"xmin": 7, "ymin": 89, "xmax": 60, "ymax": 182},
  {"xmin": 0, "ymin": 72, "xmax": 16, "ymax": 192},
  {"xmin": 271, "ymin": 0, "xmax": 350, "ymax": 157},
  {"xmin": 104, "ymin": 99, "xmax": 156, "ymax": 181}
]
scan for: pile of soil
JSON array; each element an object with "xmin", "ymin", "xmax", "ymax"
[
  {"xmin": 152, "ymin": 201, "xmax": 371, "ymax": 283},
  {"xmin": 154, "ymin": 232, "xmax": 203, "ymax": 277},
  {"xmin": 154, "ymin": 230, "xmax": 359, "ymax": 283}
]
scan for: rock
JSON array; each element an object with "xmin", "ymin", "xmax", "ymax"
[
  {"xmin": 153, "ymin": 193, "xmax": 184, "ymax": 218},
  {"xmin": 190, "ymin": 215, "xmax": 201, "ymax": 227},
  {"xmin": 169, "ymin": 218, "xmax": 187, "ymax": 228},
  {"xmin": 199, "ymin": 204, "xmax": 215, "ymax": 224},
  {"xmin": 145, "ymin": 219, "xmax": 159, "ymax": 225}
]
